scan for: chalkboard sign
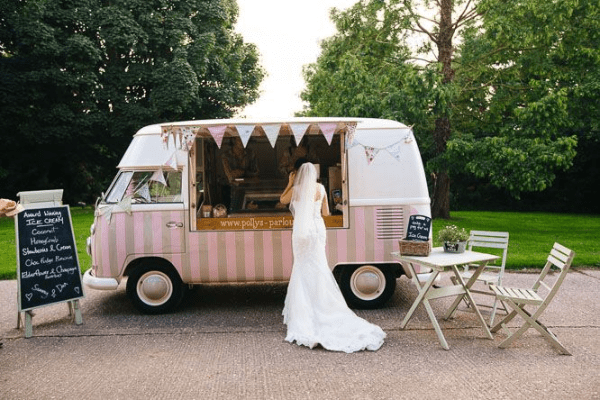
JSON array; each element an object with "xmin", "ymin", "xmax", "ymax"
[
  {"xmin": 16, "ymin": 206, "xmax": 84, "ymax": 311},
  {"xmin": 405, "ymin": 215, "xmax": 431, "ymax": 241}
]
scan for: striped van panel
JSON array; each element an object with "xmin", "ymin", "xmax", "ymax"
[{"xmin": 92, "ymin": 206, "xmax": 407, "ymax": 283}]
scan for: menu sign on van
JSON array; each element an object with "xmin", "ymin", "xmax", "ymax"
[{"xmin": 16, "ymin": 206, "xmax": 84, "ymax": 311}]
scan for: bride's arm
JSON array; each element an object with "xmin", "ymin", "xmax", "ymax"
[{"xmin": 320, "ymin": 185, "xmax": 330, "ymax": 217}]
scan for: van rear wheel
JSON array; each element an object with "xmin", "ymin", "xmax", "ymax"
[
  {"xmin": 339, "ymin": 265, "xmax": 396, "ymax": 309},
  {"xmin": 126, "ymin": 261, "xmax": 184, "ymax": 314}
]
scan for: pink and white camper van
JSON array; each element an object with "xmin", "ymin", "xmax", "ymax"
[{"xmin": 83, "ymin": 118, "xmax": 431, "ymax": 313}]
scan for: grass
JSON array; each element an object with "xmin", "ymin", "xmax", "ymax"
[{"xmin": 0, "ymin": 209, "xmax": 598, "ymax": 280}]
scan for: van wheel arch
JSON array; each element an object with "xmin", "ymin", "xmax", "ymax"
[
  {"xmin": 125, "ymin": 257, "xmax": 185, "ymax": 314},
  {"xmin": 334, "ymin": 263, "xmax": 400, "ymax": 309}
]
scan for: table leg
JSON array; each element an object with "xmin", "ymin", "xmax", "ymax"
[
  {"xmin": 400, "ymin": 264, "xmax": 439, "ymax": 329},
  {"xmin": 445, "ymin": 262, "xmax": 488, "ymax": 319},
  {"xmin": 449, "ymin": 265, "xmax": 493, "ymax": 340}
]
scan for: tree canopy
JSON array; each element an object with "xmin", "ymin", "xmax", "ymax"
[
  {"xmin": 0, "ymin": 0, "xmax": 264, "ymax": 203},
  {"xmin": 301, "ymin": 0, "xmax": 598, "ymax": 216}
]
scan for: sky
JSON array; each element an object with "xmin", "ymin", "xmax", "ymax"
[{"xmin": 235, "ymin": 0, "xmax": 357, "ymax": 119}]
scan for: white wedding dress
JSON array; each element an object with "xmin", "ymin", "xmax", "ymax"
[{"xmin": 282, "ymin": 174, "xmax": 385, "ymax": 353}]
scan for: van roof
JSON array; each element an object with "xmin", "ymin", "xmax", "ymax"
[{"xmin": 136, "ymin": 117, "xmax": 409, "ymax": 136}]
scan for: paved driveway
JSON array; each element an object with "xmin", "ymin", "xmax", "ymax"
[{"xmin": 1, "ymin": 270, "xmax": 599, "ymax": 399}]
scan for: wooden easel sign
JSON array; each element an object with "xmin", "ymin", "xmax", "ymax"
[{"xmin": 15, "ymin": 205, "xmax": 84, "ymax": 337}]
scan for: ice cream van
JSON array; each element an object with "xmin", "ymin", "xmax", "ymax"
[{"xmin": 83, "ymin": 117, "xmax": 431, "ymax": 313}]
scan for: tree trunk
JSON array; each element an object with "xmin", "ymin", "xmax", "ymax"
[{"xmin": 431, "ymin": 0, "xmax": 455, "ymax": 219}]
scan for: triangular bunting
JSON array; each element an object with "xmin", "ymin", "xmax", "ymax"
[
  {"xmin": 364, "ymin": 146, "xmax": 380, "ymax": 165},
  {"xmin": 161, "ymin": 127, "xmax": 171, "ymax": 149},
  {"xmin": 346, "ymin": 123, "xmax": 357, "ymax": 146},
  {"xmin": 319, "ymin": 123, "xmax": 337, "ymax": 145},
  {"xmin": 150, "ymin": 168, "xmax": 167, "ymax": 186},
  {"xmin": 208, "ymin": 125, "xmax": 227, "ymax": 148},
  {"xmin": 137, "ymin": 184, "xmax": 151, "ymax": 203},
  {"xmin": 289, "ymin": 123, "xmax": 310, "ymax": 146},
  {"xmin": 262, "ymin": 124, "xmax": 281, "ymax": 148},
  {"xmin": 164, "ymin": 152, "xmax": 178, "ymax": 170},
  {"xmin": 182, "ymin": 127, "xmax": 195, "ymax": 150},
  {"xmin": 386, "ymin": 141, "xmax": 403, "ymax": 162},
  {"xmin": 235, "ymin": 125, "xmax": 254, "ymax": 147}
]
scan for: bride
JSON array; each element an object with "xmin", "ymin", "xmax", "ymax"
[{"xmin": 281, "ymin": 162, "xmax": 385, "ymax": 353}]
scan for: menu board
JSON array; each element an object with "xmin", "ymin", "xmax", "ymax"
[
  {"xmin": 16, "ymin": 206, "xmax": 84, "ymax": 311},
  {"xmin": 405, "ymin": 214, "xmax": 431, "ymax": 241}
]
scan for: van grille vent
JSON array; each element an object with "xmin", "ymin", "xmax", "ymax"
[{"xmin": 376, "ymin": 208, "xmax": 405, "ymax": 240}]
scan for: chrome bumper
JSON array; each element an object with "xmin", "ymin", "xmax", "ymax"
[{"xmin": 83, "ymin": 269, "xmax": 120, "ymax": 290}]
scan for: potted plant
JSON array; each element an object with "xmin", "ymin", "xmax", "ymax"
[{"xmin": 437, "ymin": 225, "xmax": 469, "ymax": 253}]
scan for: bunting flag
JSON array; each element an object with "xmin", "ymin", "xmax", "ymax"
[
  {"xmin": 385, "ymin": 141, "xmax": 404, "ymax": 162},
  {"xmin": 235, "ymin": 125, "xmax": 254, "ymax": 147},
  {"xmin": 289, "ymin": 123, "xmax": 310, "ymax": 146},
  {"xmin": 164, "ymin": 152, "xmax": 178, "ymax": 170},
  {"xmin": 208, "ymin": 125, "xmax": 227, "ymax": 148},
  {"xmin": 320, "ymin": 123, "xmax": 338, "ymax": 145},
  {"xmin": 346, "ymin": 123, "xmax": 357, "ymax": 146},
  {"xmin": 404, "ymin": 131, "xmax": 414, "ymax": 143},
  {"xmin": 182, "ymin": 127, "xmax": 195, "ymax": 150},
  {"xmin": 161, "ymin": 127, "xmax": 171, "ymax": 149},
  {"xmin": 364, "ymin": 146, "xmax": 380, "ymax": 165},
  {"xmin": 150, "ymin": 168, "xmax": 167, "ymax": 186},
  {"xmin": 262, "ymin": 124, "xmax": 281, "ymax": 148},
  {"xmin": 138, "ymin": 184, "xmax": 151, "ymax": 203}
]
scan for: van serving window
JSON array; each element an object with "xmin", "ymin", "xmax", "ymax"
[{"xmin": 170, "ymin": 122, "xmax": 355, "ymax": 231}]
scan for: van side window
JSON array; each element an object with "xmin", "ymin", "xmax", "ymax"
[{"xmin": 105, "ymin": 170, "xmax": 182, "ymax": 204}]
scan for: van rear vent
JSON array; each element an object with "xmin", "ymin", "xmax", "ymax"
[{"xmin": 376, "ymin": 208, "xmax": 405, "ymax": 240}]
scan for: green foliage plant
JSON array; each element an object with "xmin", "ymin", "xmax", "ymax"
[{"xmin": 437, "ymin": 225, "xmax": 469, "ymax": 243}]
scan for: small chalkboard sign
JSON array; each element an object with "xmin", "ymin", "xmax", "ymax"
[
  {"xmin": 16, "ymin": 206, "xmax": 84, "ymax": 311},
  {"xmin": 405, "ymin": 215, "xmax": 431, "ymax": 242}
]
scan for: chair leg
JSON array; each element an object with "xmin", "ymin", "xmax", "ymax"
[
  {"xmin": 498, "ymin": 301, "xmax": 571, "ymax": 355},
  {"xmin": 491, "ymin": 308, "xmax": 518, "ymax": 333}
]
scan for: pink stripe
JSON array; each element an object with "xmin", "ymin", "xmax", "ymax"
[
  {"xmin": 171, "ymin": 253, "xmax": 182, "ymax": 275},
  {"xmin": 263, "ymin": 231, "xmax": 274, "ymax": 280},
  {"xmin": 207, "ymin": 232, "xmax": 219, "ymax": 280},
  {"xmin": 189, "ymin": 233, "xmax": 200, "ymax": 281},
  {"xmin": 373, "ymin": 208, "xmax": 385, "ymax": 260},
  {"xmin": 100, "ymin": 219, "xmax": 110, "ymax": 277},
  {"xmin": 281, "ymin": 230, "xmax": 293, "ymax": 278},
  {"xmin": 354, "ymin": 208, "xmax": 366, "ymax": 262},
  {"xmin": 336, "ymin": 229, "xmax": 348, "ymax": 263},
  {"xmin": 169, "ymin": 211, "xmax": 181, "ymax": 253},
  {"xmin": 133, "ymin": 212, "xmax": 144, "ymax": 254},
  {"xmin": 225, "ymin": 232, "xmax": 236, "ymax": 280},
  {"xmin": 244, "ymin": 231, "xmax": 255, "ymax": 281},
  {"xmin": 152, "ymin": 212, "xmax": 162, "ymax": 254},
  {"xmin": 115, "ymin": 213, "xmax": 127, "ymax": 269}
]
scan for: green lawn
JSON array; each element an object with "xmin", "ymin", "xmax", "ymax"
[{"xmin": 0, "ymin": 209, "xmax": 598, "ymax": 279}]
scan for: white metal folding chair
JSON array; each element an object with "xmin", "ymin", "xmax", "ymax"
[
  {"xmin": 490, "ymin": 242, "xmax": 575, "ymax": 355},
  {"xmin": 454, "ymin": 230, "xmax": 509, "ymax": 326}
]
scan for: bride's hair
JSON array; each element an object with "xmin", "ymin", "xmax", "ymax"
[{"xmin": 290, "ymin": 163, "xmax": 318, "ymax": 245}]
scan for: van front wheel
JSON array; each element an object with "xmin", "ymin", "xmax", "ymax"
[
  {"xmin": 339, "ymin": 265, "xmax": 396, "ymax": 309},
  {"xmin": 126, "ymin": 261, "xmax": 184, "ymax": 314}
]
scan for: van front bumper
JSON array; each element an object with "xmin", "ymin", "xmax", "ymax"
[{"xmin": 83, "ymin": 269, "xmax": 120, "ymax": 290}]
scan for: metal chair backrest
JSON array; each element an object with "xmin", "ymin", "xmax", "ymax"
[{"xmin": 467, "ymin": 230, "xmax": 509, "ymax": 279}]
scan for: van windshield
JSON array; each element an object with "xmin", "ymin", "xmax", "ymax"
[{"xmin": 105, "ymin": 170, "xmax": 182, "ymax": 204}]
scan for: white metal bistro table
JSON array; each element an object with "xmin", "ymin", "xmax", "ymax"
[{"xmin": 392, "ymin": 247, "xmax": 500, "ymax": 350}]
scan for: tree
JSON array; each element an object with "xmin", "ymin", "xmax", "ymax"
[
  {"xmin": 0, "ymin": 0, "xmax": 264, "ymax": 203},
  {"xmin": 301, "ymin": 0, "xmax": 585, "ymax": 217}
]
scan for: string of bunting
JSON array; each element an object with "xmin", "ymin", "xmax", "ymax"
[
  {"xmin": 160, "ymin": 122, "xmax": 413, "ymax": 166},
  {"xmin": 160, "ymin": 122, "xmax": 356, "ymax": 151},
  {"xmin": 346, "ymin": 129, "xmax": 414, "ymax": 165}
]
